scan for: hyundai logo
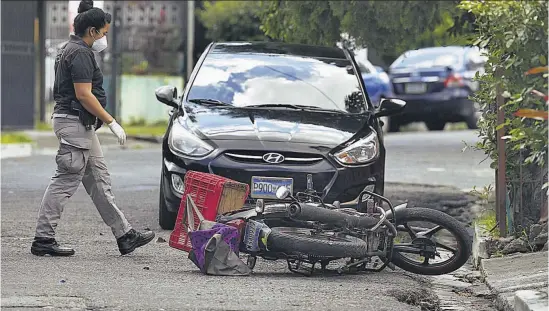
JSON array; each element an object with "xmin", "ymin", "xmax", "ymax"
[{"xmin": 262, "ymin": 152, "xmax": 285, "ymax": 164}]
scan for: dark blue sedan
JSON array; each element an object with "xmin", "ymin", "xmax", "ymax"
[{"xmin": 387, "ymin": 46, "xmax": 486, "ymax": 132}]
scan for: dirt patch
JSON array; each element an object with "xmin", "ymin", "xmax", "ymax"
[
  {"xmin": 385, "ymin": 183, "xmax": 478, "ymax": 225},
  {"xmin": 388, "ymin": 287, "xmax": 441, "ymax": 311}
]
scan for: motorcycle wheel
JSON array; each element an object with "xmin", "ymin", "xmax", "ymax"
[
  {"xmin": 267, "ymin": 227, "xmax": 369, "ymax": 258},
  {"xmin": 391, "ymin": 207, "xmax": 472, "ymax": 275}
]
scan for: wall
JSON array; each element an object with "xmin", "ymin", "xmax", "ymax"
[
  {"xmin": 103, "ymin": 74, "xmax": 185, "ymax": 124},
  {"xmin": 1, "ymin": 0, "xmax": 37, "ymax": 130}
]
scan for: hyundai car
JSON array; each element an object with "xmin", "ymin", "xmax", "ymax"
[
  {"xmin": 387, "ymin": 46, "xmax": 486, "ymax": 132},
  {"xmin": 154, "ymin": 42, "xmax": 406, "ymax": 229}
]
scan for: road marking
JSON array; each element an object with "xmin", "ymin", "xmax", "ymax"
[{"xmin": 427, "ymin": 167, "xmax": 446, "ymax": 172}]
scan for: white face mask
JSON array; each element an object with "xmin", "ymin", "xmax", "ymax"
[{"xmin": 91, "ymin": 35, "xmax": 108, "ymax": 52}]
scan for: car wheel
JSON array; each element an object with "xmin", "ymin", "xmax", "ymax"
[
  {"xmin": 425, "ymin": 121, "xmax": 446, "ymax": 131},
  {"xmin": 465, "ymin": 102, "xmax": 480, "ymax": 130},
  {"xmin": 380, "ymin": 116, "xmax": 390, "ymax": 133},
  {"xmin": 159, "ymin": 175, "xmax": 177, "ymax": 230},
  {"xmin": 388, "ymin": 119, "xmax": 400, "ymax": 132}
]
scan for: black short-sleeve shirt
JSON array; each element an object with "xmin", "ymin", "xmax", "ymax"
[{"xmin": 53, "ymin": 35, "xmax": 107, "ymax": 115}]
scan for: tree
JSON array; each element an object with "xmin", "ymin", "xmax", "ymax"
[
  {"xmin": 258, "ymin": 0, "xmax": 461, "ymax": 61},
  {"xmin": 197, "ymin": 1, "xmax": 269, "ymax": 42},
  {"xmin": 459, "ymin": 0, "xmax": 548, "ymax": 231}
]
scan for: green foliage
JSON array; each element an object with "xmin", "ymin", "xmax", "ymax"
[
  {"xmin": 412, "ymin": 11, "xmax": 473, "ymax": 50},
  {"xmin": 458, "ymin": 1, "xmax": 548, "ymax": 172},
  {"xmin": 258, "ymin": 1, "xmax": 462, "ymax": 61},
  {"xmin": 197, "ymin": 1, "xmax": 268, "ymax": 42},
  {"xmin": 1, "ymin": 133, "xmax": 33, "ymax": 144}
]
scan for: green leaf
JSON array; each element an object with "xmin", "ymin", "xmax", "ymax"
[{"xmin": 540, "ymin": 55, "xmax": 547, "ymax": 66}]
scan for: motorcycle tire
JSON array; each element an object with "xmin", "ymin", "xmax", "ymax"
[
  {"xmin": 267, "ymin": 227, "xmax": 369, "ymax": 258},
  {"xmin": 391, "ymin": 207, "xmax": 472, "ymax": 275}
]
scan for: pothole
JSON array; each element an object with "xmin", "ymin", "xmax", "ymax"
[{"xmin": 388, "ymin": 287, "xmax": 441, "ymax": 311}]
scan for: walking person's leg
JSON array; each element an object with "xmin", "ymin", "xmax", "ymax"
[
  {"xmin": 81, "ymin": 132, "xmax": 154, "ymax": 255},
  {"xmin": 32, "ymin": 117, "xmax": 94, "ymax": 256}
]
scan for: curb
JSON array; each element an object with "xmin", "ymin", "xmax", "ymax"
[
  {"xmin": 477, "ymin": 251, "xmax": 549, "ymax": 311},
  {"xmin": 472, "ymin": 222, "xmax": 491, "ymax": 269},
  {"xmin": 514, "ymin": 290, "xmax": 549, "ymax": 311},
  {"xmin": 127, "ymin": 135, "xmax": 162, "ymax": 143},
  {"xmin": 1, "ymin": 143, "xmax": 33, "ymax": 159}
]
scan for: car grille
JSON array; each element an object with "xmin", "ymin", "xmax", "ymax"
[
  {"xmin": 210, "ymin": 166, "xmax": 336, "ymax": 197},
  {"xmin": 224, "ymin": 150, "xmax": 324, "ymax": 165}
]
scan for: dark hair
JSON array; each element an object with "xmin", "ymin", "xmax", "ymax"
[{"xmin": 73, "ymin": 0, "xmax": 112, "ymax": 37}]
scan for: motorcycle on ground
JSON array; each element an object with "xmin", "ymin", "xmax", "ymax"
[{"xmin": 216, "ymin": 177, "xmax": 472, "ymax": 276}]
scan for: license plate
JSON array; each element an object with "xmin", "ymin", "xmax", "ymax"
[
  {"xmin": 250, "ymin": 176, "xmax": 293, "ymax": 199},
  {"xmin": 405, "ymin": 82, "xmax": 427, "ymax": 94},
  {"xmin": 243, "ymin": 220, "xmax": 269, "ymax": 252}
]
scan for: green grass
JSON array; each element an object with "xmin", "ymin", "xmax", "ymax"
[
  {"xmin": 474, "ymin": 209, "xmax": 500, "ymax": 238},
  {"xmin": 1, "ymin": 132, "xmax": 34, "ymax": 144},
  {"xmin": 123, "ymin": 125, "xmax": 167, "ymax": 137},
  {"xmin": 35, "ymin": 121, "xmax": 52, "ymax": 131},
  {"xmin": 34, "ymin": 119, "xmax": 167, "ymax": 137}
]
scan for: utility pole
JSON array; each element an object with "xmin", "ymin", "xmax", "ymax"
[
  {"xmin": 186, "ymin": 0, "xmax": 195, "ymax": 81},
  {"xmin": 109, "ymin": 0, "xmax": 120, "ymax": 120}
]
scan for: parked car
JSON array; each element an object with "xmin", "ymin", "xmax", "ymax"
[
  {"xmin": 353, "ymin": 49, "xmax": 394, "ymax": 107},
  {"xmin": 154, "ymin": 41, "xmax": 406, "ymax": 229},
  {"xmin": 387, "ymin": 46, "xmax": 486, "ymax": 132}
]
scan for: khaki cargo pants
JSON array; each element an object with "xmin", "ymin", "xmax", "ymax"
[{"xmin": 35, "ymin": 115, "xmax": 132, "ymax": 239}]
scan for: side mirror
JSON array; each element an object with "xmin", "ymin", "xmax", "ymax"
[
  {"xmin": 276, "ymin": 186, "xmax": 291, "ymax": 200},
  {"xmin": 155, "ymin": 85, "xmax": 178, "ymax": 109},
  {"xmin": 375, "ymin": 98, "xmax": 406, "ymax": 118}
]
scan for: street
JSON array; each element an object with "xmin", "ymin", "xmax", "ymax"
[{"xmin": 1, "ymin": 130, "xmax": 494, "ymax": 310}]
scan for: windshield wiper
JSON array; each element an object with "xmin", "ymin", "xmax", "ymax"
[
  {"xmin": 188, "ymin": 98, "xmax": 233, "ymax": 107},
  {"xmin": 245, "ymin": 104, "xmax": 345, "ymax": 113},
  {"xmin": 245, "ymin": 104, "xmax": 302, "ymax": 110}
]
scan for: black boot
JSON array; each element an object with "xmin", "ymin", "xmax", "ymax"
[
  {"xmin": 31, "ymin": 237, "xmax": 75, "ymax": 257},
  {"xmin": 117, "ymin": 229, "xmax": 155, "ymax": 255}
]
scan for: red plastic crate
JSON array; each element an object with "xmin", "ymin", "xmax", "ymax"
[{"xmin": 169, "ymin": 171, "xmax": 249, "ymax": 252}]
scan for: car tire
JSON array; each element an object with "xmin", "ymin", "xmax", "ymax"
[
  {"xmin": 159, "ymin": 176, "xmax": 177, "ymax": 230},
  {"xmin": 388, "ymin": 119, "xmax": 400, "ymax": 132},
  {"xmin": 465, "ymin": 102, "xmax": 480, "ymax": 130},
  {"xmin": 425, "ymin": 121, "xmax": 446, "ymax": 131},
  {"xmin": 380, "ymin": 116, "xmax": 390, "ymax": 133}
]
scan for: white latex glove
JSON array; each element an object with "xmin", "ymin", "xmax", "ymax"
[{"xmin": 107, "ymin": 120, "xmax": 126, "ymax": 145}]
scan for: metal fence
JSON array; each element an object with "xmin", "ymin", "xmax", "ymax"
[
  {"xmin": 494, "ymin": 68, "xmax": 549, "ymax": 236},
  {"xmin": 41, "ymin": 0, "xmax": 187, "ymax": 123}
]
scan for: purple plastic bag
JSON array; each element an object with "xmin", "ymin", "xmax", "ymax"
[{"xmin": 188, "ymin": 223, "xmax": 241, "ymax": 271}]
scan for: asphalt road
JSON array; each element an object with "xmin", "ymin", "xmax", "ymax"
[
  {"xmin": 384, "ymin": 130, "xmax": 493, "ymax": 191},
  {"xmin": 1, "ymin": 130, "xmax": 493, "ymax": 310}
]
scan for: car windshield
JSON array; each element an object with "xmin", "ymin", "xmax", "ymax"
[
  {"xmin": 391, "ymin": 49, "xmax": 462, "ymax": 69},
  {"xmin": 187, "ymin": 52, "xmax": 369, "ymax": 114}
]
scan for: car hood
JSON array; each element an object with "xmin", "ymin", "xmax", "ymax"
[{"xmin": 182, "ymin": 104, "xmax": 370, "ymax": 147}]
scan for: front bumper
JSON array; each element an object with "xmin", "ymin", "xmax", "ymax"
[{"xmin": 161, "ymin": 144, "xmax": 384, "ymax": 213}]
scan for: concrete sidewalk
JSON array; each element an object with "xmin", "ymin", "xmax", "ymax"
[
  {"xmin": 1, "ymin": 130, "xmax": 160, "ymax": 159},
  {"xmin": 479, "ymin": 251, "xmax": 548, "ymax": 311}
]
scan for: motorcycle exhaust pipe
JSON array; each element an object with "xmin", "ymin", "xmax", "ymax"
[{"xmin": 288, "ymin": 202, "xmax": 379, "ymax": 229}]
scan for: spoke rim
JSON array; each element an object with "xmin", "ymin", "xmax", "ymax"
[{"xmin": 394, "ymin": 220, "xmax": 462, "ymax": 268}]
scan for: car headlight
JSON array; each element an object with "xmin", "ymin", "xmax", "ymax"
[
  {"xmin": 168, "ymin": 118, "xmax": 213, "ymax": 157},
  {"xmin": 333, "ymin": 131, "xmax": 379, "ymax": 165}
]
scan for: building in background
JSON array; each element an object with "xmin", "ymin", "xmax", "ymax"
[{"xmin": 2, "ymin": 0, "xmax": 210, "ymax": 129}]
